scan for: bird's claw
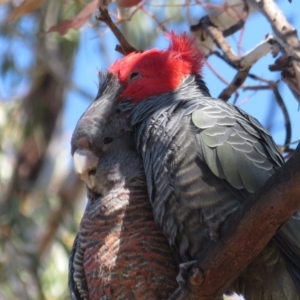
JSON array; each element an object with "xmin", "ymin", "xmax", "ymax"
[{"xmin": 176, "ymin": 260, "xmax": 197, "ymax": 288}]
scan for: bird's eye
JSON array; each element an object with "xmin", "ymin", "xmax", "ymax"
[
  {"xmin": 103, "ymin": 137, "xmax": 113, "ymax": 144},
  {"xmin": 129, "ymin": 72, "xmax": 140, "ymax": 82}
]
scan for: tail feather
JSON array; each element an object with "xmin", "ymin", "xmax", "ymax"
[
  {"xmin": 274, "ymin": 217, "xmax": 300, "ymax": 292},
  {"xmin": 231, "ymin": 241, "xmax": 300, "ymax": 300}
]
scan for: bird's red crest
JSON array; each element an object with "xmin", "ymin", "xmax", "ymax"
[
  {"xmin": 109, "ymin": 32, "xmax": 205, "ymax": 103},
  {"xmin": 165, "ymin": 31, "xmax": 204, "ymax": 75}
]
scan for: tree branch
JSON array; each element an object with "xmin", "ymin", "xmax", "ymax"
[
  {"xmin": 248, "ymin": 0, "xmax": 300, "ymax": 104},
  {"xmin": 96, "ymin": 5, "xmax": 137, "ymax": 55},
  {"xmin": 171, "ymin": 143, "xmax": 300, "ymax": 300},
  {"xmin": 244, "ymin": 79, "xmax": 292, "ymax": 151},
  {"xmin": 222, "ymin": 0, "xmax": 249, "ymax": 38},
  {"xmin": 218, "ymin": 67, "xmax": 250, "ymax": 101},
  {"xmin": 191, "ymin": 16, "xmax": 277, "ymax": 101}
]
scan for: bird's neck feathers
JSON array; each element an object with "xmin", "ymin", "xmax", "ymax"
[{"xmin": 126, "ymin": 74, "xmax": 210, "ymax": 127}]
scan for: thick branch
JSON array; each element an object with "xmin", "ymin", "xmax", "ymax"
[
  {"xmin": 218, "ymin": 68, "xmax": 250, "ymax": 101},
  {"xmin": 171, "ymin": 143, "xmax": 300, "ymax": 300}
]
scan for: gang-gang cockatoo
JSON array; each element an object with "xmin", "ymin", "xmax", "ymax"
[{"xmin": 69, "ymin": 73, "xmax": 179, "ymax": 300}]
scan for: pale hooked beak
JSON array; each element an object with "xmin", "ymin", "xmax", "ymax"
[{"xmin": 73, "ymin": 149, "xmax": 98, "ymax": 186}]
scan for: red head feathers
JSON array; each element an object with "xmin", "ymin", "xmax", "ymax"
[{"xmin": 109, "ymin": 32, "xmax": 205, "ymax": 103}]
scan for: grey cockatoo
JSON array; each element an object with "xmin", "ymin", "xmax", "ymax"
[
  {"xmin": 88, "ymin": 33, "xmax": 299, "ymax": 299},
  {"xmin": 69, "ymin": 73, "xmax": 178, "ymax": 300}
]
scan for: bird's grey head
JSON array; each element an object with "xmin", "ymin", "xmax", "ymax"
[{"xmin": 71, "ymin": 72, "xmax": 141, "ymax": 197}]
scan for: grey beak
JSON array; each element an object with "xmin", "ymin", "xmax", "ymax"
[{"xmin": 73, "ymin": 149, "xmax": 98, "ymax": 186}]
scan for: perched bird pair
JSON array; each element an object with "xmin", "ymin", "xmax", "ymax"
[{"xmin": 69, "ymin": 33, "xmax": 300, "ymax": 299}]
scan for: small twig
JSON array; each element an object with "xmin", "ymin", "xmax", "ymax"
[
  {"xmin": 186, "ymin": 0, "xmax": 193, "ymax": 27},
  {"xmin": 286, "ymin": 139, "xmax": 300, "ymax": 146},
  {"xmin": 243, "ymin": 84, "xmax": 271, "ymax": 91},
  {"xmin": 96, "ymin": 6, "xmax": 137, "ymax": 55},
  {"xmin": 233, "ymin": 91, "xmax": 240, "ymax": 104},
  {"xmin": 209, "ymin": 50, "xmax": 237, "ymax": 69},
  {"xmin": 112, "ymin": 4, "xmax": 140, "ymax": 23},
  {"xmin": 222, "ymin": 0, "xmax": 249, "ymax": 37},
  {"xmin": 248, "ymin": 73, "xmax": 275, "ymax": 83},
  {"xmin": 283, "ymin": 148, "xmax": 295, "ymax": 160},
  {"xmin": 219, "ymin": 68, "xmax": 250, "ymax": 101},
  {"xmin": 138, "ymin": 4, "xmax": 168, "ymax": 32},
  {"xmin": 237, "ymin": 25, "xmax": 245, "ymax": 56},
  {"xmin": 247, "ymin": 72, "xmax": 292, "ymax": 146},
  {"xmin": 270, "ymin": 82, "xmax": 292, "ymax": 148},
  {"xmin": 244, "ymin": 79, "xmax": 292, "ymax": 149},
  {"xmin": 205, "ymin": 59, "xmax": 230, "ymax": 85}
]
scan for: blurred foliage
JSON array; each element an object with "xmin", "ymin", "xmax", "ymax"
[
  {"xmin": 0, "ymin": 1, "xmax": 194, "ymax": 299},
  {"xmin": 119, "ymin": 0, "xmax": 186, "ymax": 50},
  {"xmin": 0, "ymin": 1, "xmax": 83, "ymax": 299}
]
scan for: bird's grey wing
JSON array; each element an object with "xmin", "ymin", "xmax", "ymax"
[
  {"xmin": 68, "ymin": 234, "xmax": 88, "ymax": 300},
  {"xmin": 191, "ymin": 99, "xmax": 283, "ymax": 194},
  {"xmin": 191, "ymin": 98, "xmax": 300, "ymax": 291}
]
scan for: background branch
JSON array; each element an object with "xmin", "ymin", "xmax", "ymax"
[{"xmin": 248, "ymin": 0, "xmax": 300, "ymax": 104}]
